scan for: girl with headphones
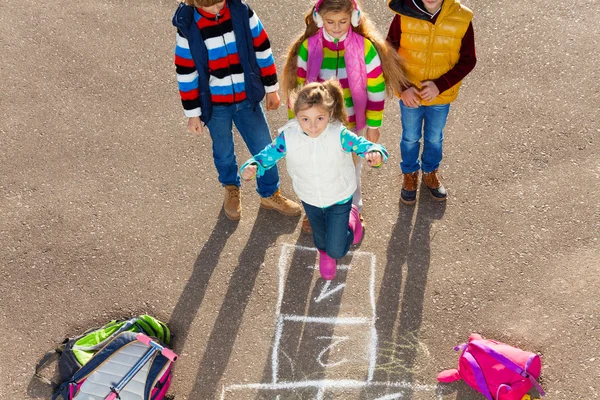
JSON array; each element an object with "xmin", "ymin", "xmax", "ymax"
[{"xmin": 282, "ymin": 0, "xmax": 407, "ymax": 234}]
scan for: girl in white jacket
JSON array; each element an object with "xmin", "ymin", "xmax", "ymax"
[{"xmin": 241, "ymin": 81, "xmax": 388, "ymax": 280}]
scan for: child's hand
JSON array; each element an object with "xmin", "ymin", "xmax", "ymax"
[
  {"xmin": 187, "ymin": 117, "xmax": 205, "ymax": 135},
  {"xmin": 400, "ymin": 87, "xmax": 421, "ymax": 108},
  {"xmin": 241, "ymin": 164, "xmax": 258, "ymax": 181},
  {"xmin": 365, "ymin": 151, "xmax": 383, "ymax": 168},
  {"xmin": 418, "ymin": 81, "xmax": 440, "ymax": 102},
  {"xmin": 366, "ymin": 127, "xmax": 380, "ymax": 143},
  {"xmin": 266, "ymin": 92, "xmax": 281, "ymax": 111}
]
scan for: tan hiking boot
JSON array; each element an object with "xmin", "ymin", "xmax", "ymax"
[
  {"xmin": 223, "ymin": 185, "xmax": 241, "ymax": 220},
  {"xmin": 401, "ymin": 171, "xmax": 419, "ymax": 205},
  {"xmin": 260, "ymin": 190, "xmax": 302, "ymax": 216},
  {"xmin": 422, "ymin": 169, "xmax": 447, "ymax": 201}
]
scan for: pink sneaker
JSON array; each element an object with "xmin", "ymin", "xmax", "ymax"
[
  {"xmin": 318, "ymin": 250, "xmax": 337, "ymax": 280},
  {"xmin": 349, "ymin": 205, "xmax": 364, "ymax": 245}
]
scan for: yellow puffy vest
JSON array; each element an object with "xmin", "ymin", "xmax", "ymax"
[{"xmin": 398, "ymin": 0, "xmax": 473, "ymax": 105}]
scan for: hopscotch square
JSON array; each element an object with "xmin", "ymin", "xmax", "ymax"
[
  {"xmin": 277, "ymin": 244, "xmax": 376, "ymax": 319},
  {"xmin": 220, "ymin": 244, "xmax": 442, "ymax": 399},
  {"xmin": 271, "ymin": 244, "xmax": 378, "ymax": 384},
  {"xmin": 274, "ymin": 318, "xmax": 374, "ymax": 382}
]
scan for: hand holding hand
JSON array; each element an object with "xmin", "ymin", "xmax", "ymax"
[
  {"xmin": 418, "ymin": 81, "xmax": 440, "ymax": 102},
  {"xmin": 241, "ymin": 164, "xmax": 258, "ymax": 181},
  {"xmin": 366, "ymin": 127, "xmax": 380, "ymax": 143},
  {"xmin": 266, "ymin": 92, "xmax": 281, "ymax": 111},
  {"xmin": 365, "ymin": 151, "xmax": 383, "ymax": 168},
  {"xmin": 400, "ymin": 87, "xmax": 421, "ymax": 108},
  {"xmin": 187, "ymin": 117, "xmax": 205, "ymax": 135}
]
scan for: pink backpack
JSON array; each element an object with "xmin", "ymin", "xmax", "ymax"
[{"xmin": 438, "ymin": 334, "xmax": 545, "ymax": 400}]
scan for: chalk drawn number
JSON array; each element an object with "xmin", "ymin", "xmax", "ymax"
[
  {"xmin": 315, "ymin": 281, "xmax": 346, "ymax": 303},
  {"xmin": 317, "ymin": 336, "xmax": 350, "ymax": 368}
]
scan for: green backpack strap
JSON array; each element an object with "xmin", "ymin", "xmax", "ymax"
[{"xmin": 136, "ymin": 315, "xmax": 171, "ymax": 345}]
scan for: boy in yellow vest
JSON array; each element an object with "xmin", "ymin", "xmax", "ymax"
[{"xmin": 386, "ymin": 0, "xmax": 476, "ymax": 204}]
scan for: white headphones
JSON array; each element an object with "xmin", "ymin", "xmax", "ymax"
[{"xmin": 313, "ymin": 0, "xmax": 362, "ymax": 28}]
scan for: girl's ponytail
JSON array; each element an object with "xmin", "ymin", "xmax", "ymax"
[
  {"xmin": 282, "ymin": 9, "xmax": 320, "ymax": 97},
  {"xmin": 322, "ymin": 80, "xmax": 349, "ymax": 126}
]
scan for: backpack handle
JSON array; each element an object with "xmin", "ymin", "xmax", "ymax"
[
  {"xmin": 469, "ymin": 340, "xmax": 545, "ymax": 396},
  {"xmin": 463, "ymin": 351, "xmax": 494, "ymax": 400},
  {"xmin": 34, "ymin": 347, "xmax": 63, "ymax": 389}
]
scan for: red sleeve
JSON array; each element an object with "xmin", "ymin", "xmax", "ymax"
[
  {"xmin": 386, "ymin": 14, "xmax": 402, "ymax": 51},
  {"xmin": 433, "ymin": 22, "xmax": 477, "ymax": 93}
]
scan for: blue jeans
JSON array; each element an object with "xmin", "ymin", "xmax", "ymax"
[
  {"xmin": 205, "ymin": 100, "xmax": 279, "ymax": 197},
  {"xmin": 303, "ymin": 200, "xmax": 353, "ymax": 260},
  {"xmin": 399, "ymin": 101, "xmax": 451, "ymax": 174}
]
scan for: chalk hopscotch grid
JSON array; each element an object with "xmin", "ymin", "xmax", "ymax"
[{"xmin": 220, "ymin": 243, "xmax": 440, "ymax": 399}]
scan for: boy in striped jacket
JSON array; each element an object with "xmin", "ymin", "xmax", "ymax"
[{"xmin": 173, "ymin": 0, "xmax": 301, "ymax": 220}]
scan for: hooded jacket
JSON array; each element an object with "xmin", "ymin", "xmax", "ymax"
[
  {"xmin": 172, "ymin": 0, "xmax": 265, "ymax": 123},
  {"xmin": 388, "ymin": 0, "xmax": 473, "ymax": 105}
]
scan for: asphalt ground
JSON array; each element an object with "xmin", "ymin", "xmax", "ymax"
[{"xmin": 1, "ymin": 0, "xmax": 599, "ymax": 399}]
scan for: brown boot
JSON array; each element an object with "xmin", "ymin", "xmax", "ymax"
[
  {"xmin": 401, "ymin": 171, "xmax": 419, "ymax": 205},
  {"xmin": 260, "ymin": 190, "xmax": 302, "ymax": 216},
  {"xmin": 223, "ymin": 185, "xmax": 241, "ymax": 220},
  {"xmin": 422, "ymin": 169, "xmax": 447, "ymax": 201},
  {"xmin": 301, "ymin": 215, "xmax": 313, "ymax": 234}
]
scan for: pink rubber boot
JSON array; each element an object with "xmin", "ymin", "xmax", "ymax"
[
  {"xmin": 349, "ymin": 205, "xmax": 364, "ymax": 245},
  {"xmin": 318, "ymin": 250, "xmax": 337, "ymax": 280}
]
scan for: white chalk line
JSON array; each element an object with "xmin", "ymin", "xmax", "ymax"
[
  {"xmin": 271, "ymin": 315, "xmax": 284, "ymax": 384},
  {"xmin": 282, "ymin": 315, "xmax": 370, "ymax": 324},
  {"xmin": 275, "ymin": 245, "xmax": 293, "ymax": 317},
  {"xmin": 271, "ymin": 244, "xmax": 292, "ymax": 383},
  {"xmin": 374, "ymin": 393, "xmax": 404, "ymax": 399},
  {"xmin": 309, "ymin": 264, "xmax": 352, "ymax": 271},
  {"xmin": 280, "ymin": 349, "xmax": 295, "ymax": 378},
  {"xmin": 221, "ymin": 379, "xmax": 439, "ymax": 392}
]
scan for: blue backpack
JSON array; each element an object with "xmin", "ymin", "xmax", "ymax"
[
  {"xmin": 35, "ymin": 315, "xmax": 176, "ymax": 400},
  {"xmin": 52, "ymin": 331, "xmax": 177, "ymax": 400}
]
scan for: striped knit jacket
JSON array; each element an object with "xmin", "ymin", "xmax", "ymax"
[
  {"xmin": 294, "ymin": 30, "xmax": 386, "ymax": 130},
  {"xmin": 174, "ymin": 1, "xmax": 278, "ymax": 118}
]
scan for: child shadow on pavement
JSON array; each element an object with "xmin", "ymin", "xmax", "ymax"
[
  {"xmin": 168, "ymin": 207, "xmax": 241, "ymax": 354},
  {"xmin": 187, "ymin": 207, "xmax": 299, "ymax": 398},
  {"xmin": 26, "ymin": 206, "xmax": 242, "ymax": 400},
  {"xmin": 28, "ymin": 208, "xmax": 241, "ymax": 399},
  {"xmin": 363, "ymin": 184, "xmax": 446, "ymax": 398}
]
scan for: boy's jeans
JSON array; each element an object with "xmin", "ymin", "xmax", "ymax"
[
  {"xmin": 303, "ymin": 199, "xmax": 353, "ymax": 260},
  {"xmin": 206, "ymin": 100, "xmax": 279, "ymax": 198},
  {"xmin": 399, "ymin": 101, "xmax": 451, "ymax": 174}
]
